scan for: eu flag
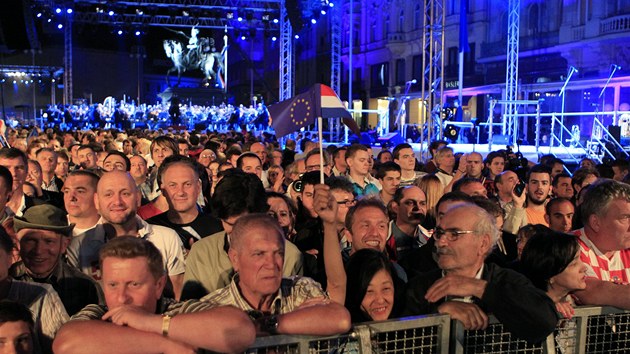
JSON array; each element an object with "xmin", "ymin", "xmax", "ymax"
[{"xmin": 268, "ymin": 89, "xmax": 316, "ymax": 137}]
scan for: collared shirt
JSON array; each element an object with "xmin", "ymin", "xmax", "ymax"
[
  {"xmin": 42, "ymin": 176, "xmax": 60, "ymax": 193},
  {"xmin": 574, "ymin": 228, "xmax": 630, "ymax": 284},
  {"xmin": 345, "ymin": 174, "xmax": 380, "ymax": 198},
  {"xmin": 66, "ymin": 216, "xmax": 186, "ymax": 281},
  {"xmin": 10, "ymin": 260, "xmax": 104, "ymax": 316},
  {"xmin": 201, "ymin": 275, "xmax": 326, "ymax": 314},
  {"xmin": 388, "ymin": 221, "xmax": 430, "ymax": 262},
  {"xmin": 71, "ymin": 297, "xmax": 214, "ymax": 321}
]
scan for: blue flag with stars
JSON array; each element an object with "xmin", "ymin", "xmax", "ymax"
[{"xmin": 268, "ymin": 89, "xmax": 317, "ymax": 137}]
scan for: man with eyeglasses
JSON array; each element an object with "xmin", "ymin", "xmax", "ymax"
[
  {"xmin": 388, "ymin": 186, "xmax": 430, "ymax": 262},
  {"xmin": 182, "ymin": 169, "xmax": 303, "ymax": 300},
  {"xmin": 304, "ymin": 148, "xmax": 332, "ymax": 177},
  {"xmin": 403, "ymin": 203, "xmax": 557, "ymax": 343}
]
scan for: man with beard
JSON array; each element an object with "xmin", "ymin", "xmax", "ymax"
[
  {"xmin": 387, "ymin": 186, "xmax": 430, "ymax": 262},
  {"xmin": 503, "ymin": 165, "xmax": 551, "ymax": 235},
  {"xmin": 544, "ymin": 197, "xmax": 575, "ymax": 234}
]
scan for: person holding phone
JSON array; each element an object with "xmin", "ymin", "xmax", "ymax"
[{"xmin": 503, "ymin": 165, "xmax": 552, "ymax": 235}]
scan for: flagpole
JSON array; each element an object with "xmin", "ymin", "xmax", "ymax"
[
  {"xmin": 458, "ymin": 51, "xmax": 464, "ymax": 105},
  {"xmin": 317, "ymin": 116, "xmax": 325, "ymax": 184}
]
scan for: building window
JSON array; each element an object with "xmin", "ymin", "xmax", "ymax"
[
  {"xmin": 396, "ymin": 58, "xmax": 406, "ymax": 85},
  {"xmin": 398, "ymin": 10, "xmax": 404, "ymax": 32},
  {"xmin": 384, "ymin": 15, "xmax": 390, "ymax": 38},
  {"xmin": 371, "ymin": 62, "xmax": 389, "ymax": 87},
  {"xmin": 528, "ymin": 4, "xmax": 539, "ymax": 35},
  {"xmin": 414, "ymin": 4, "xmax": 422, "ymax": 29}
]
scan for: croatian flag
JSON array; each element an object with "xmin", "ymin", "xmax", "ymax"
[{"xmin": 317, "ymin": 84, "xmax": 352, "ymax": 119}]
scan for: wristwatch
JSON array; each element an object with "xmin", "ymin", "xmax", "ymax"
[{"xmin": 262, "ymin": 314, "xmax": 279, "ymax": 335}]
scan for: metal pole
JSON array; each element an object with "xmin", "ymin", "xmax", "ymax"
[{"xmin": 348, "ymin": 0, "xmax": 353, "ymax": 111}]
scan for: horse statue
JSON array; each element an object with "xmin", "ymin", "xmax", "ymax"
[{"xmin": 163, "ymin": 34, "xmax": 225, "ymax": 87}]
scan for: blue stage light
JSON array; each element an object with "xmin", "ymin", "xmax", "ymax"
[
  {"xmin": 329, "ymin": 2, "xmax": 334, "ymax": 7},
  {"xmin": 67, "ymin": 9, "xmax": 73, "ymax": 14},
  {"xmin": 117, "ymin": 30, "xmax": 123, "ymax": 35},
  {"xmin": 36, "ymin": 13, "xmax": 42, "ymax": 18},
  {"xmin": 47, "ymin": 18, "xmax": 52, "ymax": 23},
  {"xmin": 294, "ymin": 34, "xmax": 299, "ymax": 39},
  {"xmin": 108, "ymin": 10, "xmax": 115, "ymax": 16},
  {"xmin": 311, "ymin": 18, "xmax": 317, "ymax": 24},
  {"xmin": 58, "ymin": 23, "xmax": 63, "ymax": 29},
  {"xmin": 272, "ymin": 36, "xmax": 277, "ymax": 41},
  {"xmin": 241, "ymin": 35, "xmax": 246, "ymax": 40},
  {"xmin": 321, "ymin": 10, "xmax": 327, "ymax": 15},
  {"xmin": 273, "ymin": 18, "xmax": 279, "ymax": 24},
  {"xmin": 238, "ymin": 16, "xmax": 243, "ymax": 22},
  {"xmin": 55, "ymin": 8, "xmax": 62, "ymax": 14},
  {"xmin": 135, "ymin": 30, "xmax": 141, "ymax": 36}
]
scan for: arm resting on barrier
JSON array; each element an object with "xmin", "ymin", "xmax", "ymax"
[
  {"xmin": 53, "ymin": 306, "xmax": 256, "ymax": 354},
  {"xmin": 276, "ymin": 301, "xmax": 352, "ymax": 336},
  {"xmin": 573, "ymin": 278, "xmax": 630, "ymax": 309}
]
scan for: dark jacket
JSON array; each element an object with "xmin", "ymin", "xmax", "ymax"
[{"xmin": 403, "ymin": 262, "xmax": 558, "ymax": 344}]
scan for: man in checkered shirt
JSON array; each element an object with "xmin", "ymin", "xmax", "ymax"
[{"xmin": 572, "ymin": 179, "xmax": 630, "ymax": 308}]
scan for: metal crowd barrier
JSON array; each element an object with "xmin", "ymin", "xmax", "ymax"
[{"xmin": 244, "ymin": 306, "xmax": 630, "ymax": 353}]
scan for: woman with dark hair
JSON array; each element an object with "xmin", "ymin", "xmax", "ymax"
[
  {"xmin": 344, "ymin": 249, "xmax": 402, "ymax": 322},
  {"xmin": 519, "ymin": 226, "xmax": 587, "ymax": 318}
]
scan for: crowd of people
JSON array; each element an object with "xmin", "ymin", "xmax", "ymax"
[{"xmin": 0, "ymin": 124, "xmax": 627, "ymax": 353}]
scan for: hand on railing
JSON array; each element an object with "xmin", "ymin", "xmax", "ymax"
[
  {"xmin": 438, "ymin": 302, "xmax": 488, "ymax": 330},
  {"xmin": 556, "ymin": 301, "xmax": 575, "ymax": 319}
]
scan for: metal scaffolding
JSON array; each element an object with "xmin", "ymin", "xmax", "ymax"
[
  {"xmin": 329, "ymin": 1, "xmax": 341, "ymax": 96},
  {"xmin": 63, "ymin": 17, "xmax": 73, "ymax": 105},
  {"xmin": 421, "ymin": 0, "xmax": 446, "ymax": 144},
  {"xmin": 278, "ymin": 0, "xmax": 293, "ymax": 100},
  {"xmin": 504, "ymin": 0, "xmax": 520, "ymax": 145}
]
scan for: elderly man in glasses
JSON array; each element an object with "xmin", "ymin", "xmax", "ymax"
[{"xmin": 403, "ymin": 203, "xmax": 557, "ymax": 344}]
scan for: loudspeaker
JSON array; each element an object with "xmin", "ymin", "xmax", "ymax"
[
  {"xmin": 492, "ymin": 134, "xmax": 511, "ymax": 145},
  {"xmin": 377, "ymin": 133, "xmax": 403, "ymax": 147},
  {"xmin": 444, "ymin": 125, "xmax": 459, "ymax": 141},
  {"xmin": 608, "ymin": 125, "xmax": 621, "ymax": 142}
]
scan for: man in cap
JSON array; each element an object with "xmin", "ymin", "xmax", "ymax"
[{"xmin": 11, "ymin": 204, "xmax": 103, "ymax": 316}]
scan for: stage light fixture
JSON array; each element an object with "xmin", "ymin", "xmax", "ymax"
[
  {"xmin": 273, "ymin": 18, "xmax": 278, "ymax": 24},
  {"xmin": 66, "ymin": 8, "xmax": 73, "ymax": 14},
  {"xmin": 135, "ymin": 30, "xmax": 141, "ymax": 36},
  {"xmin": 12, "ymin": 81, "xmax": 16, "ymax": 84},
  {"xmin": 55, "ymin": 8, "xmax": 61, "ymax": 14},
  {"xmin": 47, "ymin": 18, "xmax": 52, "ymax": 23},
  {"xmin": 96, "ymin": 7, "xmax": 103, "ymax": 13},
  {"xmin": 329, "ymin": 2, "xmax": 334, "ymax": 7},
  {"xmin": 241, "ymin": 35, "xmax": 246, "ymax": 40},
  {"xmin": 237, "ymin": 16, "xmax": 243, "ymax": 22},
  {"xmin": 294, "ymin": 34, "xmax": 299, "ymax": 39},
  {"xmin": 226, "ymin": 11, "xmax": 234, "ymax": 19},
  {"xmin": 311, "ymin": 18, "xmax": 317, "ymax": 24},
  {"xmin": 117, "ymin": 29, "xmax": 123, "ymax": 35},
  {"xmin": 182, "ymin": 10, "xmax": 189, "ymax": 16},
  {"xmin": 108, "ymin": 10, "xmax": 115, "ymax": 16},
  {"xmin": 58, "ymin": 23, "xmax": 63, "ymax": 29},
  {"xmin": 321, "ymin": 10, "xmax": 327, "ymax": 15},
  {"xmin": 272, "ymin": 36, "xmax": 277, "ymax": 41},
  {"xmin": 36, "ymin": 12, "xmax": 42, "ymax": 18},
  {"xmin": 262, "ymin": 13, "xmax": 270, "ymax": 21},
  {"xmin": 136, "ymin": 9, "xmax": 143, "ymax": 15}
]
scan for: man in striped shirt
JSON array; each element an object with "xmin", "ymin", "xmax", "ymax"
[{"xmin": 572, "ymin": 179, "xmax": 630, "ymax": 308}]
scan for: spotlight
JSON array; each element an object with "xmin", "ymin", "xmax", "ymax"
[
  {"xmin": 47, "ymin": 18, "xmax": 52, "ymax": 23},
  {"xmin": 273, "ymin": 18, "xmax": 279, "ymax": 24},
  {"xmin": 55, "ymin": 8, "xmax": 61, "ymax": 14},
  {"xmin": 237, "ymin": 16, "xmax": 243, "ymax": 22},
  {"xmin": 66, "ymin": 8, "xmax": 73, "ymax": 14},
  {"xmin": 52, "ymin": 79, "xmax": 56, "ymax": 82},
  {"xmin": 117, "ymin": 29, "xmax": 123, "ymax": 35},
  {"xmin": 182, "ymin": 10, "xmax": 189, "ymax": 16},
  {"xmin": 108, "ymin": 10, "xmax": 115, "ymax": 16},
  {"xmin": 135, "ymin": 30, "xmax": 141, "ymax": 36},
  {"xmin": 329, "ymin": 2, "xmax": 334, "ymax": 7},
  {"xmin": 57, "ymin": 23, "xmax": 63, "ymax": 29},
  {"xmin": 96, "ymin": 7, "xmax": 103, "ymax": 13},
  {"xmin": 262, "ymin": 13, "xmax": 270, "ymax": 21},
  {"xmin": 136, "ymin": 9, "xmax": 143, "ymax": 15},
  {"xmin": 36, "ymin": 12, "xmax": 42, "ymax": 18},
  {"xmin": 294, "ymin": 34, "xmax": 299, "ymax": 39},
  {"xmin": 226, "ymin": 11, "xmax": 234, "ymax": 19},
  {"xmin": 321, "ymin": 10, "xmax": 327, "ymax": 15},
  {"xmin": 272, "ymin": 36, "xmax": 277, "ymax": 41},
  {"xmin": 241, "ymin": 35, "xmax": 246, "ymax": 40},
  {"xmin": 12, "ymin": 81, "xmax": 16, "ymax": 84},
  {"xmin": 311, "ymin": 18, "xmax": 317, "ymax": 24}
]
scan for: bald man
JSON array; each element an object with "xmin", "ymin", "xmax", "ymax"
[{"xmin": 66, "ymin": 171, "xmax": 186, "ymax": 298}]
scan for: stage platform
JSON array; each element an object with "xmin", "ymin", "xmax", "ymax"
[{"xmin": 369, "ymin": 142, "xmax": 589, "ymax": 165}]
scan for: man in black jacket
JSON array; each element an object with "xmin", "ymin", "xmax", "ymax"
[{"xmin": 403, "ymin": 203, "xmax": 557, "ymax": 343}]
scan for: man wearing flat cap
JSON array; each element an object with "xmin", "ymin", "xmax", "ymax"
[{"xmin": 11, "ymin": 204, "xmax": 103, "ymax": 315}]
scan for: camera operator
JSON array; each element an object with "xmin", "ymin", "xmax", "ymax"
[{"xmin": 502, "ymin": 164, "xmax": 552, "ymax": 235}]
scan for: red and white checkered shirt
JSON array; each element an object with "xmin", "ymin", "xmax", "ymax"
[{"xmin": 574, "ymin": 228, "xmax": 630, "ymax": 284}]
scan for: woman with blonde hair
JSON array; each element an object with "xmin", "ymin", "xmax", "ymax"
[{"xmin": 414, "ymin": 174, "xmax": 444, "ymax": 230}]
